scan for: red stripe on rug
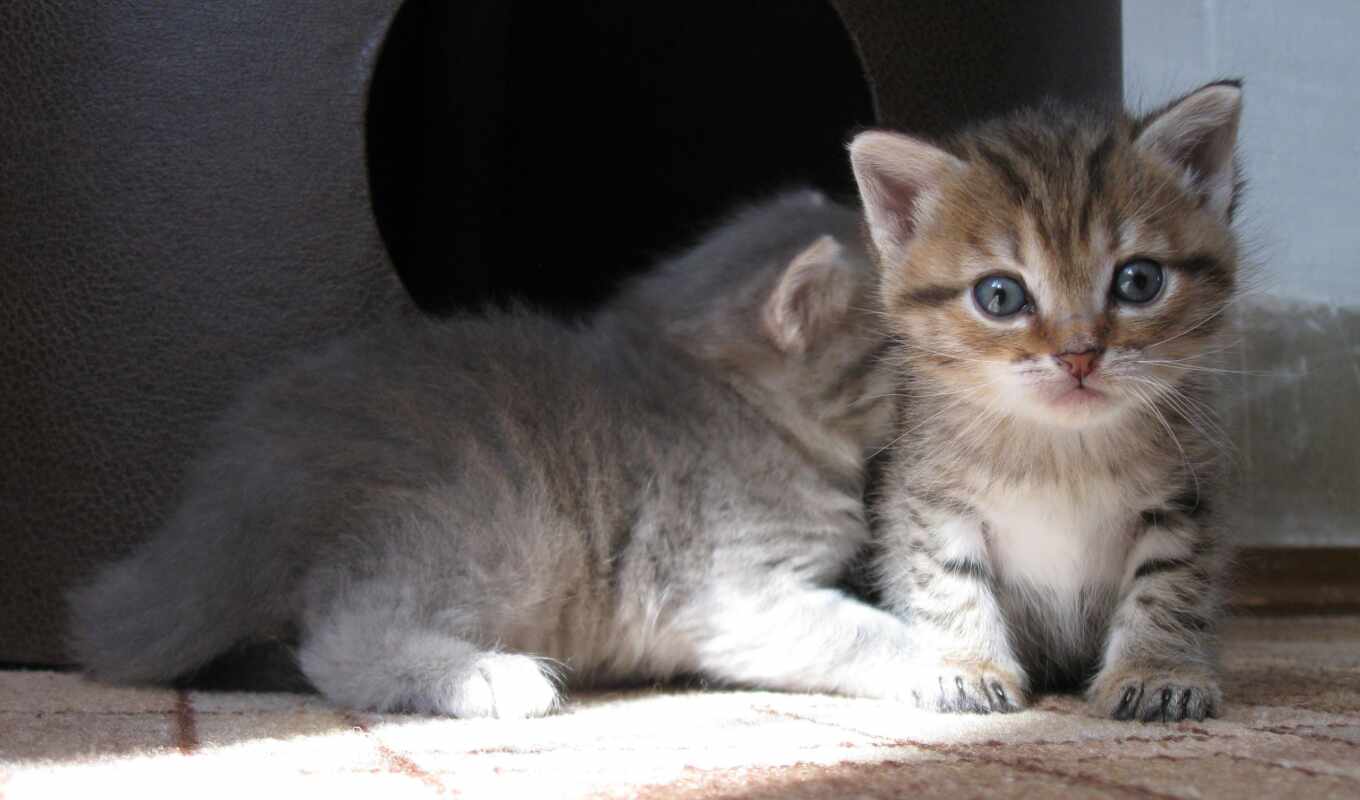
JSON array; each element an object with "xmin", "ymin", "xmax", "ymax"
[
  {"xmin": 341, "ymin": 712, "xmax": 446, "ymax": 794},
  {"xmin": 174, "ymin": 690, "xmax": 199, "ymax": 754}
]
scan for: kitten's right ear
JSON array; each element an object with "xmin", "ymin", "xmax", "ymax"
[
  {"xmin": 849, "ymin": 131, "xmax": 963, "ymax": 268},
  {"xmin": 763, "ymin": 235, "xmax": 854, "ymax": 355},
  {"xmin": 1135, "ymin": 81, "xmax": 1243, "ymax": 222}
]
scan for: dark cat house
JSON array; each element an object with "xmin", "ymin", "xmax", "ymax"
[{"xmin": 0, "ymin": 0, "xmax": 1121, "ymax": 665}]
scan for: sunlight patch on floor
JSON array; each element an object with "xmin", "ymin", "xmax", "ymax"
[{"xmin": 3, "ymin": 618, "xmax": 1358, "ymax": 798}]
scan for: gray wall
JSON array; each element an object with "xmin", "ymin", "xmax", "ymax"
[
  {"xmin": 1125, "ymin": 1, "xmax": 1360, "ymax": 546},
  {"xmin": 1125, "ymin": 0, "xmax": 1360, "ymax": 306}
]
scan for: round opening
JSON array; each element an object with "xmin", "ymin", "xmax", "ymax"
[{"xmin": 367, "ymin": 0, "xmax": 875, "ymax": 315}]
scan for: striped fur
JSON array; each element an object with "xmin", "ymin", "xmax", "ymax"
[{"xmin": 851, "ymin": 83, "xmax": 1244, "ymax": 720}]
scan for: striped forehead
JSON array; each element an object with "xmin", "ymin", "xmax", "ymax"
[{"xmin": 961, "ymin": 125, "xmax": 1125, "ymax": 298}]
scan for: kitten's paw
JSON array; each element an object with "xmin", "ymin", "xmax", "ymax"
[
  {"xmin": 436, "ymin": 653, "xmax": 562, "ymax": 719},
  {"xmin": 907, "ymin": 659, "xmax": 1027, "ymax": 714},
  {"xmin": 1089, "ymin": 668, "xmax": 1221, "ymax": 723}
]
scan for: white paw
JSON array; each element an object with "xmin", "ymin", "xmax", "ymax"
[
  {"xmin": 903, "ymin": 658, "xmax": 1029, "ymax": 714},
  {"xmin": 437, "ymin": 653, "xmax": 561, "ymax": 719}
]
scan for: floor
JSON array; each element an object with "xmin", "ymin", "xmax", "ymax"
[{"xmin": 2, "ymin": 616, "xmax": 1358, "ymax": 799}]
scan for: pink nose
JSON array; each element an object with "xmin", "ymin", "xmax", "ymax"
[{"xmin": 1055, "ymin": 349, "xmax": 1102, "ymax": 381}]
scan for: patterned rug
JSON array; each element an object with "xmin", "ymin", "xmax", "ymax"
[{"xmin": 2, "ymin": 616, "xmax": 1357, "ymax": 799}]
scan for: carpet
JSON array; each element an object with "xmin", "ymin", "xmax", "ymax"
[{"xmin": 2, "ymin": 616, "xmax": 1358, "ymax": 799}]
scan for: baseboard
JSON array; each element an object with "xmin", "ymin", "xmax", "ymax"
[{"xmin": 1232, "ymin": 547, "xmax": 1360, "ymax": 614}]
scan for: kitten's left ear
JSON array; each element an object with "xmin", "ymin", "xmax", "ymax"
[
  {"xmin": 764, "ymin": 235, "xmax": 855, "ymax": 354},
  {"xmin": 1136, "ymin": 81, "xmax": 1243, "ymax": 221}
]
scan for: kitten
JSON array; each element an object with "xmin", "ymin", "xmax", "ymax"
[
  {"xmin": 848, "ymin": 82, "xmax": 1244, "ymax": 721},
  {"xmin": 68, "ymin": 191, "xmax": 919, "ymax": 718}
]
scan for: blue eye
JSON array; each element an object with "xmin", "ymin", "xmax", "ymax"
[
  {"xmin": 1113, "ymin": 259, "xmax": 1164, "ymax": 303},
  {"xmin": 973, "ymin": 275, "xmax": 1028, "ymax": 317}
]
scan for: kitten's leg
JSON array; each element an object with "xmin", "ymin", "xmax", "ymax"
[
  {"xmin": 874, "ymin": 501, "xmax": 1028, "ymax": 713},
  {"xmin": 1088, "ymin": 507, "xmax": 1223, "ymax": 722},
  {"xmin": 297, "ymin": 593, "xmax": 561, "ymax": 719},
  {"xmin": 686, "ymin": 584, "xmax": 923, "ymax": 701}
]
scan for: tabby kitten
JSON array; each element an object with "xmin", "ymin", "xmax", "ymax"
[
  {"xmin": 849, "ymin": 82, "xmax": 1244, "ymax": 721},
  {"xmin": 69, "ymin": 192, "xmax": 919, "ymax": 718}
]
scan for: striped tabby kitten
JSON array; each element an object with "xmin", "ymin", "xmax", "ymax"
[
  {"xmin": 70, "ymin": 192, "xmax": 917, "ymax": 717},
  {"xmin": 849, "ymin": 82, "xmax": 1243, "ymax": 721}
]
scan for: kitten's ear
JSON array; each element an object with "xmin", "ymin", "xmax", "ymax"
[
  {"xmin": 764, "ymin": 235, "xmax": 855, "ymax": 354},
  {"xmin": 849, "ymin": 131, "xmax": 963, "ymax": 267},
  {"xmin": 1135, "ymin": 81, "xmax": 1243, "ymax": 221}
]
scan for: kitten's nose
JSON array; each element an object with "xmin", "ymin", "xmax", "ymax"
[{"xmin": 1055, "ymin": 348, "xmax": 1103, "ymax": 381}]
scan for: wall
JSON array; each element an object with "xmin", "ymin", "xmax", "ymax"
[
  {"xmin": 1125, "ymin": 0, "xmax": 1360, "ymax": 545},
  {"xmin": 1125, "ymin": 0, "xmax": 1360, "ymax": 306}
]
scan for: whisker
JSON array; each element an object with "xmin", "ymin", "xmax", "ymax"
[
  {"xmin": 1145, "ymin": 338, "xmax": 1246, "ymax": 362},
  {"xmin": 1145, "ymin": 294, "xmax": 1255, "ymax": 351},
  {"xmin": 1133, "ymin": 361, "xmax": 1274, "ymax": 377},
  {"xmin": 1129, "ymin": 384, "xmax": 1201, "ymax": 505},
  {"xmin": 866, "ymin": 376, "xmax": 1011, "ymax": 458},
  {"xmin": 1124, "ymin": 375, "xmax": 1236, "ymax": 461},
  {"xmin": 893, "ymin": 345, "xmax": 998, "ymax": 366}
]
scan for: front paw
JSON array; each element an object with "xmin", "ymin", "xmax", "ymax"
[
  {"xmin": 1089, "ymin": 667, "xmax": 1221, "ymax": 722},
  {"xmin": 907, "ymin": 659, "xmax": 1028, "ymax": 714}
]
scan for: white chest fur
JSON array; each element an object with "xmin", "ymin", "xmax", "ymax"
[{"xmin": 978, "ymin": 478, "xmax": 1137, "ymax": 600}]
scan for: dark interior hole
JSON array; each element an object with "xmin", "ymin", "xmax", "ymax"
[{"xmin": 367, "ymin": 0, "xmax": 875, "ymax": 315}]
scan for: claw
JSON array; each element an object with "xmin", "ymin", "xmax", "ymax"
[
  {"xmin": 1141, "ymin": 687, "xmax": 1174, "ymax": 722},
  {"xmin": 1201, "ymin": 691, "xmax": 1218, "ymax": 720},
  {"xmin": 990, "ymin": 681, "xmax": 1010, "ymax": 712},
  {"xmin": 975, "ymin": 677, "xmax": 995, "ymax": 714},
  {"xmin": 915, "ymin": 664, "xmax": 1026, "ymax": 714},
  {"xmin": 1098, "ymin": 672, "xmax": 1221, "ymax": 724},
  {"xmin": 953, "ymin": 676, "xmax": 986, "ymax": 713},
  {"xmin": 1113, "ymin": 684, "xmax": 1142, "ymax": 721}
]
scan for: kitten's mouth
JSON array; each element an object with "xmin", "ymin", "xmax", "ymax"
[{"xmin": 1048, "ymin": 384, "xmax": 1107, "ymax": 409}]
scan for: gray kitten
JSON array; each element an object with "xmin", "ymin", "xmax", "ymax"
[
  {"xmin": 849, "ymin": 83, "xmax": 1243, "ymax": 721},
  {"xmin": 69, "ymin": 191, "xmax": 918, "ymax": 718}
]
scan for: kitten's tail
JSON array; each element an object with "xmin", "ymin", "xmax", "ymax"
[{"xmin": 66, "ymin": 509, "xmax": 286, "ymax": 685}]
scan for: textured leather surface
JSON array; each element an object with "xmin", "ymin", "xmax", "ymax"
[
  {"xmin": 0, "ymin": 0, "xmax": 1121, "ymax": 665},
  {"xmin": 831, "ymin": 0, "xmax": 1123, "ymax": 136},
  {"xmin": 0, "ymin": 3, "xmax": 411, "ymax": 664}
]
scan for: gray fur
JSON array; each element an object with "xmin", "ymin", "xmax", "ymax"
[{"xmin": 68, "ymin": 191, "xmax": 916, "ymax": 717}]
